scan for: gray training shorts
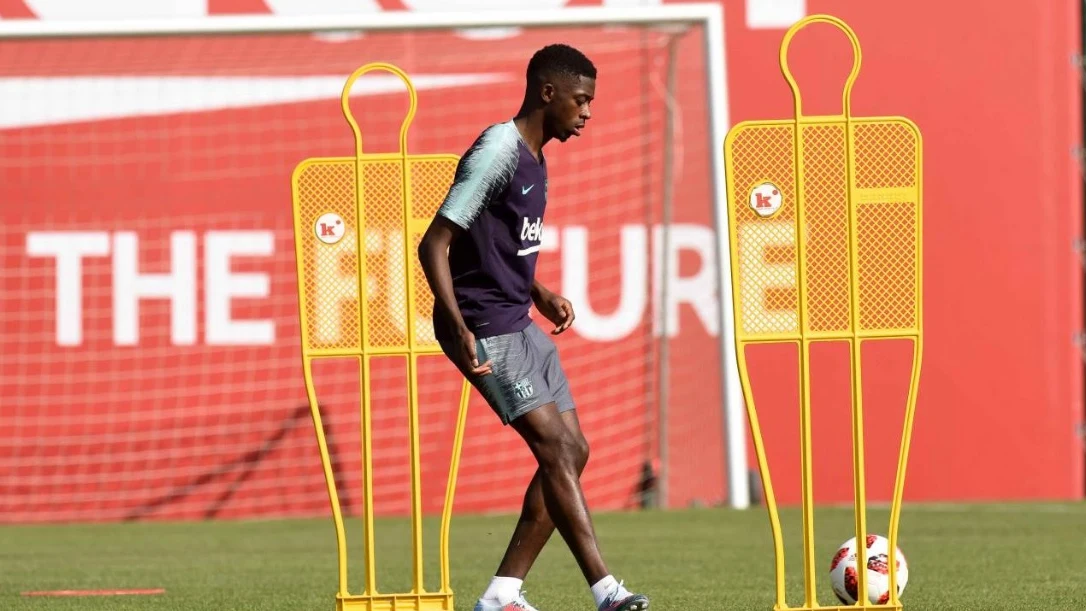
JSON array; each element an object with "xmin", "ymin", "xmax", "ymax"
[{"xmin": 439, "ymin": 322, "xmax": 576, "ymax": 425}]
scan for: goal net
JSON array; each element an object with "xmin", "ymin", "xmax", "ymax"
[{"xmin": 0, "ymin": 6, "xmax": 743, "ymax": 523}]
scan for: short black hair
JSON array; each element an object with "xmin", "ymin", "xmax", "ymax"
[{"xmin": 526, "ymin": 44, "xmax": 597, "ymax": 86}]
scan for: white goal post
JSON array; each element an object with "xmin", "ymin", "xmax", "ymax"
[{"xmin": 0, "ymin": 3, "xmax": 750, "ymax": 513}]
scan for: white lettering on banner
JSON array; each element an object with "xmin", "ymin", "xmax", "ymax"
[
  {"xmin": 312, "ymin": 230, "xmax": 359, "ymax": 345},
  {"xmin": 26, "ymin": 231, "xmax": 276, "ymax": 347},
  {"xmin": 6, "ymin": 0, "xmax": 805, "ymax": 31},
  {"xmin": 262, "ymin": 0, "xmax": 381, "ymax": 16},
  {"xmin": 25, "ymin": 232, "xmax": 110, "ymax": 346},
  {"xmin": 306, "ymin": 224, "xmax": 722, "ymax": 345},
  {"xmin": 652, "ymin": 224, "xmax": 719, "ymax": 338},
  {"xmin": 310, "ymin": 230, "xmax": 437, "ymax": 344},
  {"xmin": 205, "ymin": 231, "xmax": 275, "ymax": 345},
  {"xmin": 25, "ymin": 223, "xmax": 794, "ymax": 347},
  {"xmin": 21, "ymin": 0, "xmax": 208, "ymax": 20},
  {"xmin": 746, "ymin": 0, "xmax": 806, "ymax": 29},
  {"xmin": 380, "ymin": 229, "xmax": 435, "ymax": 343},
  {"xmin": 541, "ymin": 228, "xmax": 560, "ymax": 252},
  {"xmin": 561, "ymin": 225, "xmax": 647, "ymax": 342},
  {"xmin": 737, "ymin": 221, "xmax": 798, "ymax": 333},
  {"xmin": 401, "ymin": 0, "xmax": 567, "ymax": 9},
  {"xmin": 397, "ymin": 0, "xmax": 574, "ymax": 40},
  {"xmin": 559, "ymin": 224, "xmax": 719, "ymax": 341},
  {"xmin": 599, "ymin": 0, "xmax": 663, "ymax": 6},
  {"xmin": 113, "ymin": 232, "xmax": 198, "ymax": 346}
]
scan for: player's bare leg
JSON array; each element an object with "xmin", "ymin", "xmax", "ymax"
[
  {"xmin": 509, "ymin": 403, "xmax": 649, "ymax": 610},
  {"xmin": 510, "ymin": 403, "xmax": 605, "ymax": 582},
  {"xmin": 494, "ymin": 409, "xmax": 588, "ymax": 579}
]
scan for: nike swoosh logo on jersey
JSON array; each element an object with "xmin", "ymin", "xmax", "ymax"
[{"xmin": 521, "ymin": 184, "xmax": 534, "ymax": 195}]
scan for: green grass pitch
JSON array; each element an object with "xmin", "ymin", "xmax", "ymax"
[{"xmin": 2, "ymin": 503, "xmax": 1084, "ymax": 610}]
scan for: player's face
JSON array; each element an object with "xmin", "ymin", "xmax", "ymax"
[{"xmin": 543, "ymin": 74, "xmax": 595, "ymax": 142}]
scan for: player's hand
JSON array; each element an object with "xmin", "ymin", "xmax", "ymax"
[
  {"xmin": 538, "ymin": 292, "xmax": 576, "ymax": 335},
  {"xmin": 456, "ymin": 327, "xmax": 492, "ymax": 376}
]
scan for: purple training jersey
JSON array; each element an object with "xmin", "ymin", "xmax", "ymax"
[{"xmin": 434, "ymin": 120, "xmax": 547, "ymax": 339}]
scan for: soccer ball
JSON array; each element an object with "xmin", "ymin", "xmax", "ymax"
[{"xmin": 828, "ymin": 534, "xmax": 909, "ymax": 605}]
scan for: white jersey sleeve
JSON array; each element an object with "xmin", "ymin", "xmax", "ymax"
[{"xmin": 436, "ymin": 122, "xmax": 519, "ymax": 230}]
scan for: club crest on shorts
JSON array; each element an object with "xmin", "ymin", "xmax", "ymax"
[
  {"xmin": 749, "ymin": 182, "xmax": 783, "ymax": 218},
  {"xmin": 512, "ymin": 378, "xmax": 534, "ymax": 400}
]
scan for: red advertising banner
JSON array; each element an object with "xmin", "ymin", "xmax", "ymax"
[{"xmin": 0, "ymin": 0, "xmax": 1081, "ymax": 523}]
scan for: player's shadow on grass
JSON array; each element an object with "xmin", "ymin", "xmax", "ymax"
[{"xmin": 123, "ymin": 404, "xmax": 352, "ymax": 521}]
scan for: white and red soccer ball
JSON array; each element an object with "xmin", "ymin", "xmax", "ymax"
[{"xmin": 829, "ymin": 534, "xmax": 909, "ymax": 605}]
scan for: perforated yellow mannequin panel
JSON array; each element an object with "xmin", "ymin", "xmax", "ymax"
[
  {"xmin": 291, "ymin": 63, "xmax": 471, "ymax": 611},
  {"xmin": 723, "ymin": 15, "xmax": 923, "ymax": 611}
]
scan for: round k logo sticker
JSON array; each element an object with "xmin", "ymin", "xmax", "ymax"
[
  {"xmin": 315, "ymin": 213, "xmax": 346, "ymax": 244},
  {"xmin": 749, "ymin": 182, "xmax": 783, "ymax": 218}
]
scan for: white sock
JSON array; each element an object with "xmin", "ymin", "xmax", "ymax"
[
  {"xmin": 591, "ymin": 575, "xmax": 628, "ymax": 608},
  {"xmin": 481, "ymin": 576, "xmax": 523, "ymax": 605}
]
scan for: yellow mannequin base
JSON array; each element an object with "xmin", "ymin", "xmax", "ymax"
[
  {"xmin": 779, "ymin": 605, "xmax": 901, "ymax": 610},
  {"xmin": 337, "ymin": 592, "xmax": 454, "ymax": 611}
]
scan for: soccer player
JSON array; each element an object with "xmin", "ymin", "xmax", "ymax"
[{"xmin": 418, "ymin": 44, "xmax": 650, "ymax": 611}]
